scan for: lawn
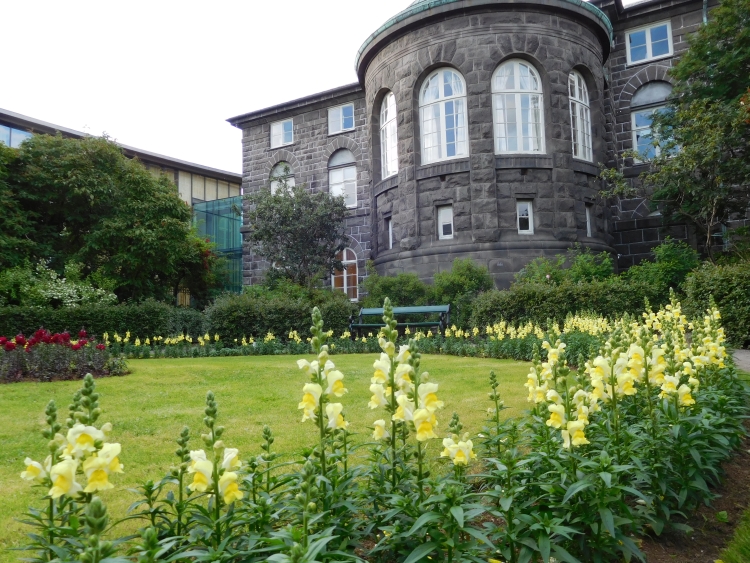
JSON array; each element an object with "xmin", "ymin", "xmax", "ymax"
[{"xmin": 0, "ymin": 353, "xmax": 530, "ymax": 561}]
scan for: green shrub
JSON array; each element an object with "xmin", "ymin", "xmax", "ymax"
[
  {"xmin": 0, "ymin": 300, "xmax": 193, "ymax": 339},
  {"xmin": 471, "ymin": 277, "xmax": 663, "ymax": 327},
  {"xmin": 624, "ymin": 238, "xmax": 700, "ymax": 302},
  {"xmin": 433, "ymin": 258, "xmax": 495, "ymax": 326},
  {"xmin": 205, "ymin": 285, "xmax": 355, "ymax": 342},
  {"xmin": 683, "ymin": 262, "xmax": 750, "ymax": 347},
  {"xmin": 515, "ymin": 246, "xmax": 614, "ymax": 285},
  {"xmin": 361, "ymin": 269, "xmax": 434, "ymax": 308}
]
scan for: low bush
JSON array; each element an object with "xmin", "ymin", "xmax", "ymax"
[{"xmin": 683, "ymin": 261, "xmax": 750, "ymax": 347}]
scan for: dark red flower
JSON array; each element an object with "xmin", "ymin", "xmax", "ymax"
[
  {"xmin": 96, "ymin": 344, "xmax": 106, "ymax": 351},
  {"xmin": 79, "ymin": 329, "xmax": 87, "ymax": 338},
  {"xmin": 71, "ymin": 343, "xmax": 82, "ymax": 351},
  {"xmin": 0, "ymin": 337, "xmax": 6, "ymax": 346},
  {"xmin": 79, "ymin": 339, "xmax": 88, "ymax": 346},
  {"xmin": 4, "ymin": 342, "xmax": 16, "ymax": 352},
  {"xmin": 15, "ymin": 334, "xmax": 26, "ymax": 346}
]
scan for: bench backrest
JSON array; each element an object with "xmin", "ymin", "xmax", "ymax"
[{"xmin": 358, "ymin": 305, "xmax": 450, "ymax": 320}]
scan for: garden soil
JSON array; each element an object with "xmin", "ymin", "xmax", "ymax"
[{"xmin": 639, "ymin": 420, "xmax": 750, "ymax": 562}]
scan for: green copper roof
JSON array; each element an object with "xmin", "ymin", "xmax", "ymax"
[{"xmin": 355, "ymin": 0, "xmax": 613, "ymax": 73}]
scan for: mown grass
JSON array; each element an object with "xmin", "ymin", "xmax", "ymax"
[{"xmin": 0, "ymin": 354, "xmax": 530, "ymax": 562}]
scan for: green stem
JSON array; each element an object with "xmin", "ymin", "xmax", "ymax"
[
  {"xmin": 177, "ymin": 470, "xmax": 184, "ymax": 536},
  {"xmin": 47, "ymin": 498, "xmax": 55, "ymax": 562},
  {"xmin": 417, "ymin": 441, "xmax": 424, "ymax": 503}
]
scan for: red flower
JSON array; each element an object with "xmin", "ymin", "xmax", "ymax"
[
  {"xmin": 15, "ymin": 334, "xmax": 26, "ymax": 346},
  {"xmin": 79, "ymin": 339, "xmax": 88, "ymax": 347},
  {"xmin": 4, "ymin": 342, "xmax": 16, "ymax": 352},
  {"xmin": 0, "ymin": 337, "xmax": 6, "ymax": 346},
  {"xmin": 71, "ymin": 343, "xmax": 82, "ymax": 351},
  {"xmin": 79, "ymin": 329, "xmax": 87, "ymax": 338},
  {"xmin": 96, "ymin": 344, "xmax": 106, "ymax": 351}
]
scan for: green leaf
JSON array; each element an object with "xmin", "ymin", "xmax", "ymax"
[
  {"xmin": 463, "ymin": 526, "xmax": 494, "ymax": 548},
  {"xmin": 598, "ymin": 471, "xmax": 612, "ymax": 488},
  {"xmin": 403, "ymin": 542, "xmax": 438, "ymax": 563},
  {"xmin": 406, "ymin": 512, "xmax": 441, "ymax": 536},
  {"xmin": 562, "ymin": 480, "xmax": 593, "ymax": 504},
  {"xmin": 450, "ymin": 506, "xmax": 464, "ymax": 529},
  {"xmin": 599, "ymin": 507, "xmax": 615, "ymax": 537},
  {"xmin": 538, "ymin": 532, "xmax": 551, "ymax": 562},
  {"xmin": 499, "ymin": 496, "xmax": 513, "ymax": 511}
]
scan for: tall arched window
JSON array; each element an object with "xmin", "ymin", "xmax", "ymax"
[
  {"xmin": 328, "ymin": 149, "xmax": 357, "ymax": 208},
  {"xmin": 630, "ymin": 81, "xmax": 672, "ymax": 160},
  {"xmin": 380, "ymin": 92, "xmax": 399, "ymax": 179},
  {"xmin": 269, "ymin": 162, "xmax": 295, "ymax": 194},
  {"xmin": 569, "ymin": 71, "xmax": 592, "ymax": 161},
  {"xmin": 332, "ymin": 248, "xmax": 358, "ymax": 301},
  {"xmin": 492, "ymin": 60, "xmax": 544, "ymax": 153},
  {"xmin": 420, "ymin": 68, "xmax": 468, "ymax": 164}
]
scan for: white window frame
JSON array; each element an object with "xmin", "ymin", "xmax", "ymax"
[
  {"xmin": 419, "ymin": 68, "xmax": 469, "ymax": 165},
  {"xmin": 332, "ymin": 248, "xmax": 358, "ymax": 302},
  {"xmin": 492, "ymin": 59, "xmax": 545, "ymax": 154},
  {"xmin": 437, "ymin": 205, "xmax": 454, "ymax": 240},
  {"xmin": 585, "ymin": 204, "xmax": 593, "ymax": 237},
  {"xmin": 328, "ymin": 103, "xmax": 355, "ymax": 135},
  {"xmin": 328, "ymin": 165, "xmax": 357, "ymax": 208},
  {"xmin": 380, "ymin": 92, "xmax": 399, "ymax": 179},
  {"xmin": 516, "ymin": 200, "xmax": 534, "ymax": 234},
  {"xmin": 631, "ymin": 105, "xmax": 666, "ymax": 162},
  {"xmin": 569, "ymin": 71, "xmax": 592, "ymax": 162},
  {"xmin": 625, "ymin": 20, "xmax": 673, "ymax": 65},
  {"xmin": 385, "ymin": 217, "xmax": 393, "ymax": 249},
  {"xmin": 270, "ymin": 119, "xmax": 293, "ymax": 148}
]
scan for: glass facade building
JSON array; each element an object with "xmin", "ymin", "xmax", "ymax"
[{"xmin": 193, "ymin": 196, "xmax": 243, "ymax": 294}]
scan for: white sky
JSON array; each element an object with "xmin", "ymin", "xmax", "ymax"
[
  {"xmin": 4, "ymin": 0, "xmax": 626, "ymax": 174},
  {"xmin": 2, "ymin": 0, "xmax": 413, "ymax": 174}
]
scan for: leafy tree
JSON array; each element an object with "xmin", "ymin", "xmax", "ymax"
[
  {"xmin": 645, "ymin": 0, "xmax": 750, "ymax": 258},
  {"xmin": 245, "ymin": 174, "xmax": 348, "ymax": 289},
  {"xmin": 515, "ymin": 246, "xmax": 614, "ymax": 285},
  {"xmin": 362, "ymin": 268, "xmax": 435, "ymax": 308},
  {"xmin": 0, "ymin": 144, "xmax": 34, "ymax": 268},
  {"xmin": 1, "ymin": 134, "xmax": 224, "ymax": 302},
  {"xmin": 433, "ymin": 258, "xmax": 495, "ymax": 326}
]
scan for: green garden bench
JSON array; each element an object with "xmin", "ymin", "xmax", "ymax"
[{"xmin": 349, "ymin": 305, "xmax": 450, "ymax": 337}]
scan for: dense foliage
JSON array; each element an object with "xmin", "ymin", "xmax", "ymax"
[
  {"xmin": 17, "ymin": 299, "xmax": 747, "ymax": 563},
  {"xmin": 245, "ymin": 177, "xmax": 349, "ymax": 289},
  {"xmin": 0, "ymin": 135, "xmax": 225, "ymax": 303}
]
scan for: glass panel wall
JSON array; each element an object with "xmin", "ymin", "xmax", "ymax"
[{"xmin": 193, "ymin": 196, "xmax": 243, "ymax": 293}]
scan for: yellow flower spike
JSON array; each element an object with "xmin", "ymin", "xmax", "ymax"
[
  {"xmin": 326, "ymin": 370, "xmax": 348, "ymax": 397},
  {"xmin": 21, "ymin": 457, "xmax": 48, "ymax": 482},
  {"xmin": 677, "ymin": 384, "xmax": 696, "ymax": 407},
  {"xmin": 394, "ymin": 363, "xmax": 414, "ymax": 392},
  {"xmin": 372, "ymin": 419, "xmax": 390, "ymax": 440},
  {"xmin": 454, "ymin": 434, "xmax": 476, "ymax": 465},
  {"xmin": 221, "ymin": 448, "xmax": 242, "ymax": 471},
  {"xmin": 214, "ymin": 333, "xmax": 220, "ymax": 342},
  {"xmin": 298, "ymin": 383, "xmax": 323, "ymax": 422},
  {"xmin": 413, "ymin": 408, "xmax": 438, "ymax": 441},
  {"xmin": 546, "ymin": 404, "xmax": 566, "ymax": 429},
  {"xmin": 219, "ymin": 471, "xmax": 243, "ymax": 503},
  {"xmin": 64, "ymin": 424, "xmax": 105, "ymax": 459},
  {"xmin": 369, "ymin": 383, "xmax": 388, "ymax": 409},
  {"xmin": 372, "ymin": 353, "xmax": 391, "ymax": 384},
  {"xmin": 660, "ymin": 375, "xmax": 680, "ymax": 398},
  {"xmin": 188, "ymin": 458, "xmax": 214, "ymax": 493},
  {"xmin": 326, "ymin": 403, "xmax": 348, "ymax": 430},
  {"xmin": 567, "ymin": 420, "xmax": 589, "ymax": 447},
  {"xmin": 418, "ymin": 382, "xmax": 444, "ymax": 412},
  {"xmin": 49, "ymin": 458, "xmax": 83, "ymax": 499}
]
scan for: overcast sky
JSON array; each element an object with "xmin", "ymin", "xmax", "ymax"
[{"xmin": 3, "ymin": 0, "xmax": 623, "ymax": 174}]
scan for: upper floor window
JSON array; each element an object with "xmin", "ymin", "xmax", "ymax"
[
  {"xmin": 420, "ymin": 68, "xmax": 468, "ymax": 164},
  {"xmin": 0, "ymin": 125, "xmax": 33, "ymax": 148},
  {"xmin": 380, "ymin": 92, "xmax": 399, "ymax": 179},
  {"xmin": 329, "ymin": 103, "xmax": 355, "ymax": 135},
  {"xmin": 626, "ymin": 21, "xmax": 673, "ymax": 64},
  {"xmin": 328, "ymin": 149, "xmax": 357, "ymax": 208},
  {"xmin": 270, "ymin": 118, "xmax": 293, "ymax": 148},
  {"xmin": 630, "ymin": 81, "xmax": 673, "ymax": 161},
  {"xmin": 569, "ymin": 71, "xmax": 592, "ymax": 162},
  {"xmin": 437, "ymin": 205, "xmax": 454, "ymax": 240},
  {"xmin": 333, "ymin": 248, "xmax": 358, "ymax": 301},
  {"xmin": 269, "ymin": 161, "xmax": 295, "ymax": 194},
  {"xmin": 492, "ymin": 60, "xmax": 544, "ymax": 154}
]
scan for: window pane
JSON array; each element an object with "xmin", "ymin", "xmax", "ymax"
[
  {"xmin": 629, "ymin": 30, "xmax": 648, "ymax": 61},
  {"xmin": 495, "ymin": 63, "xmax": 514, "ymax": 91},
  {"xmin": 442, "ymin": 223, "xmax": 453, "ymax": 236},
  {"xmin": 0, "ymin": 125, "xmax": 9, "ymax": 146},
  {"xmin": 329, "ymin": 108, "xmax": 341, "ymax": 134},
  {"xmin": 423, "ymin": 75, "xmax": 439, "ymax": 103},
  {"xmin": 422, "ymin": 104, "xmax": 442, "ymax": 162},
  {"xmin": 650, "ymin": 25, "xmax": 670, "ymax": 57},
  {"xmin": 342, "ymin": 104, "xmax": 354, "ymax": 130},
  {"xmin": 282, "ymin": 121, "xmax": 293, "ymax": 143},
  {"xmin": 650, "ymin": 24, "xmax": 668, "ymax": 43},
  {"xmin": 517, "ymin": 202, "xmax": 530, "ymax": 232},
  {"xmin": 10, "ymin": 129, "xmax": 32, "ymax": 148}
]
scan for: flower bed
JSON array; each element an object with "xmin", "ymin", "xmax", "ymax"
[
  {"xmin": 0, "ymin": 329, "xmax": 126, "ymax": 381},
  {"xmin": 17, "ymin": 297, "xmax": 748, "ymax": 562}
]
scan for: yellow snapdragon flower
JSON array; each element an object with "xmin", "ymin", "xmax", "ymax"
[
  {"xmin": 413, "ymin": 408, "xmax": 438, "ymax": 441},
  {"xmin": 49, "ymin": 459, "xmax": 82, "ymax": 499},
  {"xmin": 393, "ymin": 395, "xmax": 415, "ymax": 422},
  {"xmin": 298, "ymin": 383, "xmax": 323, "ymax": 422},
  {"xmin": 64, "ymin": 424, "xmax": 105, "ymax": 459},
  {"xmin": 326, "ymin": 370, "xmax": 348, "ymax": 397},
  {"xmin": 369, "ymin": 383, "xmax": 388, "ymax": 409},
  {"xmin": 187, "ymin": 450, "xmax": 213, "ymax": 493},
  {"xmin": 326, "ymin": 403, "xmax": 348, "ymax": 430},
  {"xmin": 219, "ymin": 471, "xmax": 243, "ymax": 503},
  {"xmin": 546, "ymin": 404, "xmax": 565, "ymax": 429},
  {"xmin": 372, "ymin": 419, "xmax": 389, "ymax": 440},
  {"xmin": 21, "ymin": 457, "xmax": 49, "ymax": 482},
  {"xmin": 221, "ymin": 448, "xmax": 242, "ymax": 471},
  {"xmin": 418, "ymin": 382, "xmax": 444, "ymax": 412}
]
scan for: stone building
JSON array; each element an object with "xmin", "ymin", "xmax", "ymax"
[{"xmin": 228, "ymin": 0, "xmax": 712, "ymax": 298}]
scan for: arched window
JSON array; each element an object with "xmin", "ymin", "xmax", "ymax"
[
  {"xmin": 631, "ymin": 81, "xmax": 672, "ymax": 160},
  {"xmin": 332, "ymin": 248, "xmax": 358, "ymax": 301},
  {"xmin": 380, "ymin": 92, "xmax": 399, "ymax": 179},
  {"xmin": 328, "ymin": 149, "xmax": 357, "ymax": 208},
  {"xmin": 269, "ymin": 162, "xmax": 295, "ymax": 194},
  {"xmin": 419, "ymin": 68, "xmax": 468, "ymax": 164},
  {"xmin": 569, "ymin": 71, "xmax": 592, "ymax": 162},
  {"xmin": 492, "ymin": 60, "xmax": 544, "ymax": 153}
]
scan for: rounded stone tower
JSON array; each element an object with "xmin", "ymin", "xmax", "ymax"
[{"xmin": 356, "ymin": 0, "xmax": 614, "ymax": 287}]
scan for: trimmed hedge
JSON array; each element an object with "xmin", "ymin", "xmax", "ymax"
[
  {"xmin": 204, "ymin": 290, "xmax": 356, "ymax": 342},
  {"xmin": 683, "ymin": 262, "xmax": 750, "ymax": 348},
  {"xmin": 0, "ymin": 300, "xmax": 204, "ymax": 339},
  {"xmin": 470, "ymin": 277, "xmax": 665, "ymax": 328}
]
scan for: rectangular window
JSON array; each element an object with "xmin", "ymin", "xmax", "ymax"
[
  {"xmin": 437, "ymin": 205, "xmax": 454, "ymax": 240},
  {"xmin": 631, "ymin": 106, "xmax": 665, "ymax": 161},
  {"xmin": 517, "ymin": 200, "xmax": 534, "ymax": 234},
  {"xmin": 271, "ymin": 119, "xmax": 293, "ymax": 148},
  {"xmin": 385, "ymin": 217, "xmax": 393, "ymax": 249},
  {"xmin": 329, "ymin": 165, "xmax": 357, "ymax": 208},
  {"xmin": 328, "ymin": 103, "xmax": 355, "ymax": 135},
  {"xmin": 586, "ymin": 204, "xmax": 593, "ymax": 238},
  {"xmin": 9, "ymin": 128, "xmax": 33, "ymax": 148},
  {"xmin": 626, "ymin": 21, "xmax": 673, "ymax": 64},
  {"xmin": 0, "ymin": 125, "xmax": 10, "ymax": 146}
]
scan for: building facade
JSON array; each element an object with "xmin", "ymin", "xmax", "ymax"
[
  {"xmin": 0, "ymin": 108, "xmax": 244, "ymax": 297},
  {"xmin": 229, "ymin": 0, "xmax": 712, "ymax": 297}
]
